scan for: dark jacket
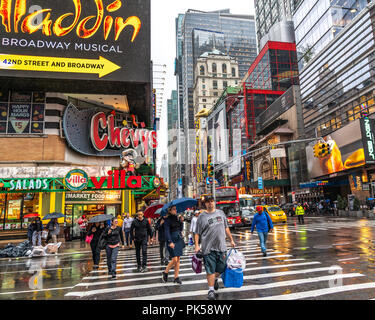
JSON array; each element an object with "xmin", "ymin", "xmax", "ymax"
[
  {"xmin": 87, "ymin": 224, "xmax": 105, "ymax": 245},
  {"xmin": 155, "ymin": 217, "xmax": 166, "ymax": 242},
  {"xmin": 164, "ymin": 215, "xmax": 183, "ymax": 244},
  {"xmin": 130, "ymin": 218, "xmax": 153, "ymax": 242},
  {"xmin": 31, "ymin": 221, "xmax": 43, "ymax": 232},
  {"xmin": 102, "ymin": 226, "xmax": 124, "ymax": 246}
]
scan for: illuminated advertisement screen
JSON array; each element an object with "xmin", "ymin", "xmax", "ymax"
[
  {"xmin": 0, "ymin": 0, "xmax": 150, "ymax": 82},
  {"xmin": 306, "ymin": 119, "xmax": 372, "ymax": 179}
]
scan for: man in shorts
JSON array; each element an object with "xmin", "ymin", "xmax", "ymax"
[{"xmin": 194, "ymin": 196, "xmax": 236, "ymax": 300}]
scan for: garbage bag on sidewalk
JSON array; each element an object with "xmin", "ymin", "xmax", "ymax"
[{"xmin": 0, "ymin": 240, "xmax": 33, "ymax": 258}]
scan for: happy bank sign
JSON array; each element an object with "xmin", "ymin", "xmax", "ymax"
[{"xmin": 0, "ymin": 0, "xmax": 150, "ymax": 82}]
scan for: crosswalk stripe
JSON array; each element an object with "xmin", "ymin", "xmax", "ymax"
[
  {"xmin": 248, "ymin": 281, "xmax": 375, "ymax": 300},
  {"xmin": 120, "ymin": 273, "xmax": 362, "ymax": 300},
  {"xmin": 80, "ymin": 261, "xmax": 320, "ymax": 281},
  {"xmin": 73, "ymin": 266, "xmax": 337, "ymax": 289}
]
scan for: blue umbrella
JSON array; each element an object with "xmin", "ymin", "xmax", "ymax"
[
  {"xmin": 42, "ymin": 212, "xmax": 65, "ymax": 220},
  {"xmin": 161, "ymin": 198, "xmax": 198, "ymax": 216}
]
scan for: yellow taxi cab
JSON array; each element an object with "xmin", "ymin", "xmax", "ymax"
[{"xmin": 263, "ymin": 205, "xmax": 287, "ymax": 223}]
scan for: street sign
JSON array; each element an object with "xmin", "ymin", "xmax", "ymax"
[{"xmin": 258, "ymin": 177, "xmax": 264, "ymax": 190}]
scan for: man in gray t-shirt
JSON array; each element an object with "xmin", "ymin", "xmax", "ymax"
[{"xmin": 194, "ymin": 196, "xmax": 235, "ymax": 301}]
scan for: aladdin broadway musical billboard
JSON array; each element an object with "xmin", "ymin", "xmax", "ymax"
[
  {"xmin": 0, "ymin": 0, "xmax": 150, "ymax": 82},
  {"xmin": 306, "ymin": 117, "xmax": 375, "ymax": 179}
]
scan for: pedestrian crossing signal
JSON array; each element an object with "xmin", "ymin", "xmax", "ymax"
[
  {"xmin": 207, "ymin": 154, "xmax": 213, "ymax": 177},
  {"xmin": 313, "ymin": 142, "xmax": 332, "ymax": 158}
]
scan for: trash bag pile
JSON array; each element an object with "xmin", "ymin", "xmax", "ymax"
[{"xmin": 0, "ymin": 240, "xmax": 33, "ymax": 258}]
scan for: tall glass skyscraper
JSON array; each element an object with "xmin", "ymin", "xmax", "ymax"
[
  {"xmin": 176, "ymin": 9, "xmax": 257, "ymax": 196},
  {"xmin": 294, "ymin": 0, "xmax": 371, "ymax": 71}
]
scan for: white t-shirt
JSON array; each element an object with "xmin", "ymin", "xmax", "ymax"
[{"xmin": 190, "ymin": 216, "xmax": 198, "ymax": 233}]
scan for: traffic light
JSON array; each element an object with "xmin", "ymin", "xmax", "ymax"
[
  {"xmin": 207, "ymin": 154, "xmax": 213, "ymax": 177},
  {"xmin": 313, "ymin": 142, "xmax": 332, "ymax": 158}
]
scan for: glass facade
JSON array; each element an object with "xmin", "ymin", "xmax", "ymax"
[
  {"xmin": 178, "ymin": 9, "xmax": 257, "ymax": 191},
  {"xmin": 255, "ymin": 0, "xmax": 300, "ymax": 48},
  {"xmin": 300, "ymin": 7, "xmax": 375, "ymax": 138},
  {"xmin": 243, "ymin": 41, "xmax": 299, "ymax": 142},
  {"xmin": 294, "ymin": 0, "xmax": 370, "ymax": 71}
]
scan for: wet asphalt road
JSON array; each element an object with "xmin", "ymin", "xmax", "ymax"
[{"xmin": 2, "ymin": 216, "xmax": 375, "ymax": 300}]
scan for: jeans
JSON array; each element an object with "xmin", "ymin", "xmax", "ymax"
[
  {"xmin": 105, "ymin": 245, "xmax": 119, "ymax": 274},
  {"xmin": 91, "ymin": 242, "xmax": 101, "ymax": 266},
  {"xmin": 135, "ymin": 239, "xmax": 148, "ymax": 268},
  {"xmin": 159, "ymin": 241, "xmax": 165, "ymax": 261},
  {"xmin": 298, "ymin": 215, "xmax": 304, "ymax": 224},
  {"xmin": 80, "ymin": 230, "xmax": 87, "ymax": 242},
  {"xmin": 32, "ymin": 231, "xmax": 42, "ymax": 246},
  {"xmin": 258, "ymin": 232, "xmax": 268, "ymax": 253},
  {"xmin": 124, "ymin": 229, "xmax": 131, "ymax": 246}
]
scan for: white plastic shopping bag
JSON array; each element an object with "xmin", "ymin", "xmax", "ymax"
[{"xmin": 226, "ymin": 248, "xmax": 246, "ymax": 270}]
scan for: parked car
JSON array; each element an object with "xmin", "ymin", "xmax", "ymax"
[
  {"xmin": 280, "ymin": 203, "xmax": 295, "ymax": 216},
  {"xmin": 241, "ymin": 208, "xmax": 256, "ymax": 227}
]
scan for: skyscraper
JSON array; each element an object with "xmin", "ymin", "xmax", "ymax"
[
  {"xmin": 176, "ymin": 9, "xmax": 257, "ymax": 196},
  {"xmin": 254, "ymin": 0, "xmax": 300, "ymax": 49}
]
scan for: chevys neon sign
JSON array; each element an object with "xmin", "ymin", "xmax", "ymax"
[
  {"xmin": 0, "ymin": 0, "xmax": 141, "ymax": 41},
  {"xmin": 90, "ymin": 111, "xmax": 157, "ymax": 154}
]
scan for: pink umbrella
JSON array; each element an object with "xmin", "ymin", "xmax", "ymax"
[
  {"xmin": 23, "ymin": 213, "xmax": 39, "ymax": 218},
  {"xmin": 144, "ymin": 203, "xmax": 164, "ymax": 219}
]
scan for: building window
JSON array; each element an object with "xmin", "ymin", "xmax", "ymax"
[
  {"xmin": 223, "ymin": 81, "xmax": 228, "ymax": 89},
  {"xmin": 232, "ymin": 68, "xmax": 236, "ymax": 77},
  {"xmin": 213, "ymin": 80, "xmax": 218, "ymax": 89},
  {"xmin": 212, "ymin": 63, "xmax": 217, "ymax": 74},
  {"xmin": 213, "ymin": 92, "xmax": 218, "ymax": 97},
  {"xmin": 261, "ymin": 161, "xmax": 271, "ymax": 180},
  {"xmin": 200, "ymin": 65, "xmax": 205, "ymax": 76},
  {"xmin": 222, "ymin": 64, "xmax": 227, "ymax": 74}
]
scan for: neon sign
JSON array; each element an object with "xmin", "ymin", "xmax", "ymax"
[{"xmin": 0, "ymin": 0, "xmax": 141, "ymax": 41}]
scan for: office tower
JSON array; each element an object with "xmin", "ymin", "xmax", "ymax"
[{"xmin": 176, "ymin": 9, "xmax": 257, "ymax": 196}]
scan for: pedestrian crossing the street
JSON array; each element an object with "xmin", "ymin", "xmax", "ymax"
[{"xmin": 64, "ymin": 226, "xmax": 375, "ymax": 300}]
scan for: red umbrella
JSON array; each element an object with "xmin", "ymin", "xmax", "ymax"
[
  {"xmin": 23, "ymin": 213, "xmax": 39, "ymax": 218},
  {"xmin": 144, "ymin": 203, "xmax": 164, "ymax": 219}
]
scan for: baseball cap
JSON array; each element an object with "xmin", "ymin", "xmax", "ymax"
[
  {"xmin": 256, "ymin": 206, "xmax": 263, "ymax": 212},
  {"xmin": 203, "ymin": 196, "xmax": 214, "ymax": 203}
]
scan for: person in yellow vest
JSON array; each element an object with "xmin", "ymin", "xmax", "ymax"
[
  {"xmin": 117, "ymin": 215, "xmax": 124, "ymax": 228},
  {"xmin": 295, "ymin": 204, "xmax": 305, "ymax": 224}
]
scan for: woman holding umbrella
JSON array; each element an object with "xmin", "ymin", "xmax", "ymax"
[
  {"xmin": 46, "ymin": 218, "xmax": 60, "ymax": 243},
  {"xmin": 162, "ymin": 205, "xmax": 185, "ymax": 285},
  {"xmin": 87, "ymin": 221, "xmax": 105, "ymax": 270}
]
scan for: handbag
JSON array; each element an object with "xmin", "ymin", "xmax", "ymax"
[
  {"xmin": 98, "ymin": 231, "xmax": 107, "ymax": 250},
  {"xmin": 85, "ymin": 234, "xmax": 94, "ymax": 244},
  {"xmin": 221, "ymin": 249, "xmax": 244, "ymax": 288},
  {"xmin": 41, "ymin": 230, "xmax": 49, "ymax": 239},
  {"xmin": 192, "ymin": 254, "xmax": 203, "ymax": 274}
]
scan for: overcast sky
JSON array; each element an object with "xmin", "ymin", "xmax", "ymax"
[{"xmin": 151, "ymin": 1, "xmax": 256, "ymax": 174}]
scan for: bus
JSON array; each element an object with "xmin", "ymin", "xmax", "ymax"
[
  {"xmin": 239, "ymin": 194, "xmax": 256, "ymax": 211},
  {"xmin": 215, "ymin": 186, "xmax": 243, "ymax": 228}
]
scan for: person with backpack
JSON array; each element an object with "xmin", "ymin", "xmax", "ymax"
[
  {"xmin": 251, "ymin": 206, "xmax": 274, "ymax": 257},
  {"xmin": 155, "ymin": 215, "xmax": 169, "ymax": 265},
  {"xmin": 87, "ymin": 222, "xmax": 106, "ymax": 270},
  {"xmin": 31, "ymin": 217, "xmax": 43, "ymax": 247},
  {"xmin": 101, "ymin": 218, "xmax": 125, "ymax": 279},
  {"xmin": 130, "ymin": 211, "xmax": 153, "ymax": 272},
  {"xmin": 194, "ymin": 196, "xmax": 236, "ymax": 300},
  {"xmin": 45, "ymin": 218, "xmax": 60, "ymax": 244},
  {"xmin": 161, "ymin": 206, "xmax": 185, "ymax": 285}
]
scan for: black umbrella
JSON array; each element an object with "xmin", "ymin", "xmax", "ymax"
[
  {"xmin": 88, "ymin": 214, "xmax": 114, "ymax": 223},
  {"xmin": 42, "ymin": 212, "xmax": 65, "ymax": 220}
]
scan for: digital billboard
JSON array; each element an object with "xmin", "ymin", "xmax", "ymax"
[
  {"xmin": 306, "ymin": 118, "xmax": 375, "ymax": 179},
  {"xmin": 0, "ymin": 0, "xmax": 150, "ymax": 82}
]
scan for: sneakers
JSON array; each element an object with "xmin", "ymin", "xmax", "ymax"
[
  {"xmin": 93, "ymin": 265, "xmax": 99, "ymax": 270},
  {"xmin": 162, "ymin": 272, "xmax": 168, "ymax": 283},
  {"xmin": 263, "ymin": 252, "xmax": 267, "ymax": 257},
  {"xmin": 207, "ymin": 290, "xmax": 216, "ymax": 300},
  {"xmin": 111, "ymin": 272, "xmax": 116, "ymax": 279},
  {"xmin": 133, "ymin": 266, "xmax": 142, "ymax": 273},
  {"xmin": 174, "ymin": 277, "xmax": 182, "ymax": 285},
  {"xmin": 141, "ymin": 267, "xmax": 148, "ymax": 273},
  {"xmin": 214, "ymin": 279, "xmax": 219, "ymax": 291}
]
